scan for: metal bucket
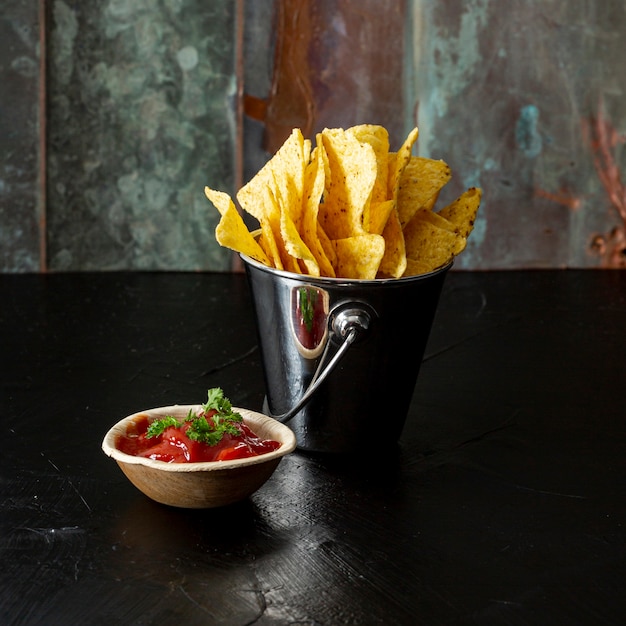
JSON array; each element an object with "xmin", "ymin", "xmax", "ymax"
[{"xmin": 243, "ymin": 255, "xmax": 450, "ymax": 454}]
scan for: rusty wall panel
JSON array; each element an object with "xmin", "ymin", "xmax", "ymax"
[
  {"xmin": 3, "ymin": 0, "xmax": 626, "ymax": 272},
  {"xmin": 411, "ymin": 0, "xmax": 626, "ymax": 269},
  {"xmin": 244, "ymin": 0, "xmax": 409, "ymax": 160}
]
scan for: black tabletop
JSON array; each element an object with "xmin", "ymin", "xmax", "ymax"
[{"xmin": 2, "ymin": 269, "xmax": 625, "ymax": 625}]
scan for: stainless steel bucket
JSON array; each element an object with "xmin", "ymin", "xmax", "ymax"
[{"xmin": 243, "ymin": 255, "xmax": 450, "ymax": 454}]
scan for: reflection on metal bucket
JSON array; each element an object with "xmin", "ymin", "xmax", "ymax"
[
  {"xmin": 291, "ymin": 286, "xmax": 329, "ymax": 359},
  {"xmin": 243, "ymin": 255, "xmax": 450, "ymax": 454}
]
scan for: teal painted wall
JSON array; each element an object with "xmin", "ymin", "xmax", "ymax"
[
  {"xmin": 45, "ymin": 0, "xmax": 237, "ymax": 271},
  {"xmin": 1, "ymin": 0, "xmax": 42, "ymax": 271},
  {"xmin": 2, "ymin": 0, "xmax": 626, "ymax": 272},
  {"xmin": 412, "ymin": 0, "xmax": 626, "ymax": 269}
]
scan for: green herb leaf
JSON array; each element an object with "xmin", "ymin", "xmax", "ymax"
[
  {"xmin": 146, "ymin": 415, "xmax": 181, "ymax": 438},
  {"xmin": 186, "ymin": 387, "xmax": 243, "ymax": 445},
  {"xmin": 186, "ymin": 413, "xmax": 240, "ymax": 446},
  {"xmin": 145, "ymin": 389, "xmax": 244, "ymax": 446}
]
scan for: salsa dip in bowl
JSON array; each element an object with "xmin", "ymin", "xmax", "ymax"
[{"xmin": 102, "ymin": 392, "xmax": 296, "ymax": 508}]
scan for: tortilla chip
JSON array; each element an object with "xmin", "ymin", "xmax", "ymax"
[
  {"xmin": 332, "ymin": 234, "xmax": 385, "ymax": 280},
  {"xmin": 437, "ymin": 187, "xmax": 482, "ymax": 238},
  {"xmin": 366, "ymin": 199, "xmax": 396, "ymax": 236},
  {"xmin": 301, "ymin": 147, "xmax": 335, "ymax": 277},
  {"xmin": 409, "ymin": 208, "xmax": 465, "ymax": 255},
  {"xmin": 377, "ymin": 208, "xmax": 407, "ymax": 278},
  {"xmin": 318, "ymin": 128, "xmax": 378, "ymax": 239},
  {"xmin": 206, "ymin": 124, "xmax": 482, "ymax": 280},
  {"xmin": 388, "ymin": 127, "xmax": 419, "ymax": 200},
  {"xmin": 411, "ymin": 207, "xmax": 457, "ymax": 232},
  {"xmin": 397, "ymin": 157, "xmax": 452, "ymax": 227},
  {"xmin": 403, "ymin": 217, "xmax": 462, "ymax": 271},
  {"xmin": 317, "ymin": 222, "xmax": 337, "ymax": 271},
  {"xmin": 204, "ymin": 187, "xmax": 270, "ymax": 266},
  {"xmin": 271, "ymin": 130, "xmax": 309, "ymax": 228},
  {"xmin": 348, "ymin": 124, "xmax": 390, "ymax": 204},
  {"xmin": 276, "ymin": 171, "xmax": 320, "ymax": 276},
  {"xmin": 351, "ymin": 126, "xmax": 391, "ymax": 235},
  {"xmin": 403, "ymin": 259, "xmax": 436, "ymax": 277},
  {"xmin": 236, "ymin": 129, "xmax": 310, "ymax": 272}
]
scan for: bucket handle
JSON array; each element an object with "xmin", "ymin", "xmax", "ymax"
[{"xmin": 269, "ymin": 305, "xmax": 372, "ymax": 423}]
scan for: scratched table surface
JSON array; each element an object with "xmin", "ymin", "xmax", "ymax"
[{"xmin": 1, "ymin": 270, "xmax": 625, "ymax": 625}]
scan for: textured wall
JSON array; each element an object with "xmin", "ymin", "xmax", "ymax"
[
  {"xmin": 413, "ymin": 0, "xmax": 626, "ymax": 269},
  {"xmin": 0, "ymin": 1, "xmax": 42, "ymax": 272},
  {"xmin": 2, "ymin": 0, "xmax": 626, "ymax": 272},
  {"xmin": 242, "ymin": 0, "xmax": 408, "ymax": 156},
  {"xmin": 45, "ymin": 0, "xmax": 237, "ymax": 271}
]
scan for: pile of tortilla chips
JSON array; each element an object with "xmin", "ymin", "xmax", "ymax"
[{"xmin": 205, "ymin": 124, "xmax": 481, "ymax": 280}]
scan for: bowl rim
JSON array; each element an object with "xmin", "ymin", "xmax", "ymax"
[{"xmin": 102, "ymin": 404, "xmax": 297, "ymax": 473}]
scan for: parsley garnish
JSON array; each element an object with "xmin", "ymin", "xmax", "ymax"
[
  {"xmin": 145, "ymin": 415, "xmax": 179, "ymax": 438},
  {"xmin": 145, "ymin": 388, "xmax": 243, "ymax": 446}
]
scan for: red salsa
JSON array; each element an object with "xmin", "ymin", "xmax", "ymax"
[{"xmin": 116, "ymin": 410, "xmax": 281, "ymax": 463}]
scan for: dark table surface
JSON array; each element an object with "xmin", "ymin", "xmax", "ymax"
[{"xmin": 1, "ymin": 269, "xmax": 625, "ymax": 625}]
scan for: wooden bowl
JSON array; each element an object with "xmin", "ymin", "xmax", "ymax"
[{"xmin": 102, "ymin": 404, "xmax": 296, "ymax": 508}]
